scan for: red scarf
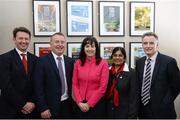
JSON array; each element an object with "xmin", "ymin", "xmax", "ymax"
[{"xmin": 107, "ymin": 64, "xmax": 124, "ymax": 107}]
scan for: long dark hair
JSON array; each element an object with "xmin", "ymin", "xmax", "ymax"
[{"xmin": 79, "ymin": 36, "xmax": 101, "ymax": 66}]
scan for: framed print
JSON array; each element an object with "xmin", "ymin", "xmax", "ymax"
[
  {"xmin": 67, "ymin": 42, "xmax": 81, "ymax": 59},
  {"xmin": 99, "ymin": 42, "xmax": 125, "ymax": 65},
  {"xmin": 129, "ymin": 42, "xmax": 146, "ymax": 69},
  {"xmin": 67, "ymin": 1, "xmax": 93, "ymax": 36},
  {"xmin": 33, "ymin": 0, "xmax": 60, "ymax": 36},
  {"xmin": 34, "ymin": 42, "xmax": 51, "ymax": 57},
  {"xmin": 130, "ymin": 2, "xmax": 155, "ymax": 36},
  {"xmin": 99, "ymin": 1, "xmax": 125, "ymax": 36}
]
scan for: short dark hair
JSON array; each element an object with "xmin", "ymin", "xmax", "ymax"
[
  {"xmin": 79, "ymin": 36, "xmax": 101, "ymax": 66},
  {"xmin": 50, "ymin": 32, "xmax": 65, "ymax": 41},
  {"xmin": 13, "ymin": 27, "xmax": 31, "ymax": 38},
  {"xmin": 111, "ymin": 47, "xmax": 126, "ymax": 60},
  {"xmin": 142, "ymin": 32, "xmax": 158, "ymax": 40}
]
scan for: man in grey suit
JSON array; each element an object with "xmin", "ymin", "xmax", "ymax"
[
  {"xmin": 136, "ymin": 32, "xmax": 180, "ymax": 118},
  {"xmin": 34, "ymin": 32, "xmax": 74, "ymax": 119}
]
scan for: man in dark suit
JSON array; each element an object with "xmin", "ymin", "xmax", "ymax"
[
  {"xmin": 0, "ymin": 27, "xmax": 38, "ymax": 118},
  {"xmin": 34, "ymin": 32, "xmax": 75, "ymax": 119},
  {"xmin": 136, "ymin": 32, "xmax": 180, "ymax": 119}
]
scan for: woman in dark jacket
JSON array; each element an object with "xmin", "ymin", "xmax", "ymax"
[{"xmin": 106, "ymin": 47, "xmax": 138, "ymax": 118}]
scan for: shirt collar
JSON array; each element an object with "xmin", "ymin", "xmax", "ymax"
[
  {"xmin": 109, "ymin": 62, "xmax": 129, "ymax": 72},
  {"xmin": 51, "ymin": 51, "xmax": 64, "ymax": 61},
  {"xmin": 15, "ymin": 48, "xmax": 27, "ymax": 55},
  {"xmin": 146, "ymin": 52, "xmax": 158, "ymax": 62}
]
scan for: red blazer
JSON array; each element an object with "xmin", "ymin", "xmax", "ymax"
[{"xmin": 72, "ymin": 58, "xmax": 109, "ymax": 107}]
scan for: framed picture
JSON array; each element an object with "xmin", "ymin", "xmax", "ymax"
[
  {"xmin": 34, "ymin": 42, "xmax": 51, "ymax": 57},
  {"xmin": 99, "ymin": 1, "xmax": 125, "ymax": 36},
  {"xmin": 130, "ymin": 2, "xmax": 155, "ymax": 36},
  {"xmin": 33, "ymin": 0, "xmax": 60, "ymax": 36},
  {"xmin": 67, "ymin": 42, "xmax": 81, "ymax": 59},
  {"xmin": 99, "ymin": 42, "xmax": 125, "ymax": 65},
  {"xmin": 129, "ymin": 42, "xmax": 146, "ymax": 69},
  {"xmin": 67, "ymin": 1, "xmax": 93, "ymax": 36}
]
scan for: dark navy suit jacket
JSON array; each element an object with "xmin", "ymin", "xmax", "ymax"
[
  {"xmin": 34, "ymin": 53, "xmax": 74, "ymax": 118},
  {"xmin": 136, "ymin": 52, "xmax": 180, "ymax": 118},
  {"xmin": 0, "ymin": 49, "xmax": 38, "ymax": 118}
]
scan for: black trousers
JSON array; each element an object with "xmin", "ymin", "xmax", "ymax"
[{"xmin": 57, "ymin": 98, "xmax": 73, "ymax": 119}]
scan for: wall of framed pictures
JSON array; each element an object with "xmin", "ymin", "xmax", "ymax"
[
  {"xmin": 0, "ymin": 0, "xmax": 180, "ymax": 117},
  {"xmin": 0, "ymin": 0, "xmax": 180, "ymax": 67}
]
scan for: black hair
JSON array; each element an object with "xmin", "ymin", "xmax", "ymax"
[{"xmin": 79, "ymin": 36, "xmax": 101, "ymax": 66}]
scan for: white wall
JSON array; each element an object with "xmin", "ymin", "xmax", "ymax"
[{"xmin": 0, "ymin": 0, "xmax": 180, "ymax": 117}]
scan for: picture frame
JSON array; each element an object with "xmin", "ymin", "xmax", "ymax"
[
  {"xmin": 34, "ymin": 42, "xmax": 51, "ymax": 57},
  {"xmin": 129, "ymin": 42, "xmax": 146, "ymax": 69},
  {"xmin": 67, "ymin": 42, "xmax": 81, "ymax": 59},
  {"xmin": 99, "ymin": 1, "xmax": 125, "ymax": 36},
  {"xmin": 99, "ymin": 42, "xmax": 125, "ymax": 65},
  {"xmin": 33, "ymin": 0, "xmax": 60, "ymax": 36},
  {"xmin": 129, "ymin": 2, "xmax": 155, "ymax": 36},
  {"xmin": 66, "ymin": 1, "xmax": 93, "ymax": 37}
]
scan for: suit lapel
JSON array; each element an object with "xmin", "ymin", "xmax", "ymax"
[
  {"xmin": 27, "ymin": 52, "xmax": 33, "ymax": 77},
  {"xmin": 48, "ymin": 53, "xmax": 59, "ymax": 76},
  {"xmin": 151, "ymin": 53, "xmax": 161, "ymax": 85},
  {"xmin": 139, "ymin": 57, "xmax": 146, "ymax": 87},
  {"xmin": 13, "ymin": 49, "xmax": 27, "ymax": 76},
  {"xmin": 64, "ymin": 55, "xmax": 70, "ymax": 84}
]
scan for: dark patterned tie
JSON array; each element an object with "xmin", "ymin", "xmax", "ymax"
[
  {"xmin": 57, "ymin": 57, "xmax": 65, "ymax": 95},
  {"xmin": 141, "ymin": 58, "xmax": 151, "ymax": 106}
]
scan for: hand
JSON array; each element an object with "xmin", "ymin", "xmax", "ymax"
[
  {"xmin": 41, "ymin": 109, "xmax": 51, "ymax": 119},
  {"xmin": 21, "ymin": 102, "xmax": 35, "ymax": 114},
  {"xmin": 78, "ymin": 102, "xmax": 90, "ymax": 112}
]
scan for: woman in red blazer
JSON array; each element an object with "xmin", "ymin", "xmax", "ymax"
[{"xmin": 72, "ymin": 37, "xmax": 109, "ymax": 118}]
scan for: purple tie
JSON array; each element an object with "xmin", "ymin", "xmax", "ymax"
[{"xmin": 57, "ymin": 57, "xmax": 65, "ymax": 95}]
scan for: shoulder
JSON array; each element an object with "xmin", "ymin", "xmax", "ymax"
[
  {"xmin": 75, "ymin": 59, "xmax": 81, "ymax": 65},
  {"xmin": 100, "ymin": 59, "xmax": 108, "ymax": 64},
  {"xmin": 64, "ymin": 55, "xmax": 75, "ymax": 63},
  {"xmin": 158, "ymin": 53, "xmax": 176, "ymax": 63},
  {"xmin": 137, "ymin": 56, "xmax": 146, "ymax": 63},
  {"xmin": 0, "ymin": 49, "xmax": 16, "ymax": 61},
  {"xmin": 27, "ymin": 52, "xmax": 38, "ymax": 59}
]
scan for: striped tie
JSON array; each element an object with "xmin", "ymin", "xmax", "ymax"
[{"xmin": 141, "ymin": 58, "xmax": 151, "ymax": 106}]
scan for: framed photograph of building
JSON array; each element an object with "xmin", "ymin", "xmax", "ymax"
[
  {"xmin": 99, "ymin": 1, "xmax": 125, "ymax": 36},
  {"xmin": 33, "ymin": 0, "xmax": 60, "ymax": 36},
  {"xmin": 67, "ymin": 42, "xmax": 81, "ymax": 59},
  {"xmin": 129, "ymin": 42, "xmax": 145, "ymax": 68},
  {"xmin": 130, "ymin": 2, "xmax": 155, "ymax": 36},
  {"xmin": 67, "ymin": 1, "xmax": 93, "ymax": 36},
  {"xmin": 34, "ymin": 42, "xmax": 51, "ymax": 57}
]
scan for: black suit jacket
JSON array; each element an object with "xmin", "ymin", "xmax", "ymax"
[
  {"xmin": 34, "ymin": 53, "xmax": 74, "ymax": 118},
  {"xmin": 0, "ymin": 49, "xmax": 38, "ymax": 118},
  {"xmin": 136, "ymin": 52, "xmax": 180, "ymax": 118},
  {"xmin": 106, "ymin": 67, "xmax": 138, "ymax": 118}
]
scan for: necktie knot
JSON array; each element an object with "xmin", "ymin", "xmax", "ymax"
[
  {"xmin": 147, "ymin": 58, "xmax": 151, "ymax": 62},
  {"xmin": 21, "ymin": 53, "xmax": 26, "ymax": 58},
  {"xmin": 57, "ymin": 56, "xmax": 62, "ymax": 61}
]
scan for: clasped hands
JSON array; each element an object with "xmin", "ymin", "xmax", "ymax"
[
  {"xmin": 78, "ymin": 102, "xmax": 90, "ymax": 112},
  {"xmin": 21, "ymin": 102, "xmax": 35, "ymax": 114}
]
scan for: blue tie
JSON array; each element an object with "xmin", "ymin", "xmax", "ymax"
[
  {"xmin": 57, "ymin": 57, "xmax": 65, "ymax": 95},
  {"xmin": 141, "ymin": 58, "xmax": 151, "ymax": 106}
]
